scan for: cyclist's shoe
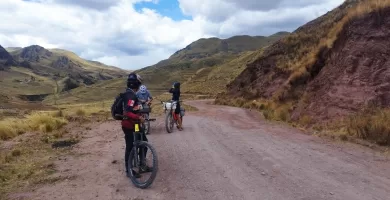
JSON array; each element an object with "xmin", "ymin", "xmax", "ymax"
[
  {"xmin": 127, "ymin": 170, "xmax": 141, "ymax": 178},
  {"xmin": 140, "ymin": 165, "xmax": 153, "ymax": 173}
]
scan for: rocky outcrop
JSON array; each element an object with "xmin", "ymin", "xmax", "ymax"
[
  {"xmin": 61, "ymin": 77, "xmax": 80, "ymax": 92},
  {"xmin": 0, "ymin": 45, "xmax": 17, "ymax": 70},
  {"xmin": 19, "ymin": 45, "xmax": 53, "ymax": 62},
  {"xmin": 51, "ymin": 56, "xmax": 80, "ymax": 69}
]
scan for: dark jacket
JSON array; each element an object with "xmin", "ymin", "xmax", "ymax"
[
  {"xmin": 169, "ymin": 87, "xmax": 180, "ymax": 101},
  {"xmin": 121, "ymin": 88, "xmax": 141, "ymax": 129}
]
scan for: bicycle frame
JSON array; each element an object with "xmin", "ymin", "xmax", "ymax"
[
  {"xmin": 162, "ymin": 101, "xmax": 178, "ymax": 121},
  {"xmin": 132, "ymin": 123, "xmax": 145, "ymax": 167}
]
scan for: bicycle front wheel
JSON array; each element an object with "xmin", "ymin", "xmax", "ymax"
[
  {"xmin": 143, "ymin": 114, "xmax": 151, "ymax": 135},
  {"xmin": 127, "ymin": 141, "xmax": 158, "ymax": 189},
  {"xmin": 165, "ymin": 112, "xmax": 173, "ymax": 133}
]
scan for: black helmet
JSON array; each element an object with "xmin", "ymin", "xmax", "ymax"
[
  {"xmin": 127, "ymin": 73, "xmax": 142, "ymax": 89},
  {"xmin": 173, "ymin": 82, "xmax": 180, "ymax": 89}
]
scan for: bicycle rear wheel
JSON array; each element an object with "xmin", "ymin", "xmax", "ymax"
[{"xmin": 127, "ymin": 141, "xmax": 158, "ymax": 189}]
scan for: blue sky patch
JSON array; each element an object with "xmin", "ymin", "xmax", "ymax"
[{"xmin": 134, "ymin": 0, "xmax": 192, "ymax": 21}]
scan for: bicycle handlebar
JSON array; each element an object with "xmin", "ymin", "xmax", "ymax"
[
  {"xmin": 115, "ymin": 114, "xmax": 156, "ymax": 122},
  {"xmin": 160, "ymin": 100, "xmax": 183, "ymax": 104}
]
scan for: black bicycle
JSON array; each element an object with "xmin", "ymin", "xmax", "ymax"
[{"xmin": 115, "ymin": 114, "xmax": 158, "ymax": 189}]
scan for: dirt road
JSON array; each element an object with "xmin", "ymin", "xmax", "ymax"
[{"xmin": 14, "ymin": 100, "xmax": 390, "ymax": 200}]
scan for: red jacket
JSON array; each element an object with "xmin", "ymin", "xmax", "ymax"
[{"xmin": 121, "ymin": 89, "xmax": 141, "ymax": 130}]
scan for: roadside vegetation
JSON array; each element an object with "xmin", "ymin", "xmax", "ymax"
[
  {"xmin": 346, "ymin": 108, "xmax": 390, "ymax": 146},
  {"xmin": 0, "ymin": 100, "xmax": 112, "ymax": 198},
  {"xmin": 0, "ymin": 135, "xmax": 76, "ymax": 199}
]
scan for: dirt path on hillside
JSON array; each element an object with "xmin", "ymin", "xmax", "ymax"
[{"xmin": 9, "ymin": 100, "xmax": 390, "ymax": 200}]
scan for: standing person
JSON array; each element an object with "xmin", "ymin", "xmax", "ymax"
[
  {"xmin": 169, "ymin": 82, "xmax": 183, "ymax": 131},
  {"xmin": 121, "ymin": 73, "xmax": 152, "ymax": 178}
]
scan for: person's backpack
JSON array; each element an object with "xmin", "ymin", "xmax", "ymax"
[{"xmin": 111, "ymin": 93, "xmax": 125, "ymax": 120}]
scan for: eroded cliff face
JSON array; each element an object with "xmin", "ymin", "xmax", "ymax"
[
  {"xmin": 223, "ymin": 0, "xmax": 356, "ymax": 100},
  {"xmin": 292, "ymin": 7, "xmax": 390, "ymax": 121},
  {"xmin": 220, "ymin": 1, "xmax": 390, "ymax": 123}
]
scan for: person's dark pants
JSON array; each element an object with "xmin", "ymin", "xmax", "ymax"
[
  {"xmin": 122, "ymin": 127, "xmax": 148, "ymax": 173},
  {"xmin": 175, "ymin": 102, "xmax": 181, "ymax": 114}
]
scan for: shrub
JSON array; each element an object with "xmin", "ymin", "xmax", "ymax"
[
  {"xmin": 52, "ymin": 110, "xmax": 64, "ymax": 117},
  {"xmin": 26, "ymin": 112, "xmax": 68, "ymax": 133},
  {"xmin": 299, "ymin": 115, "xmax": 312, "ymax": 126},
  {"xmin": 75, "ymin": 108, "xmax": 86, "ymax": 116},
  {"xmin": 274, "ymin": 105, "xmax": 291, "ymax": 122},
  {"xmin": 0, "ymin": 118, "xmax": 26, "ymax": 140},
  {"xmin": 263, "ymin": 109, "xmax": 274, "ymax": 120},
  {"xmin": 11, "ymin": 149, "xmax": 22, "ymax": 157},
  {"xmin": 347, "ymin": 109, "xmax": 390, "ymax": 146}
]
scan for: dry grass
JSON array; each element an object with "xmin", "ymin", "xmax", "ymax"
[
  {"xmin": 75, "ymin": 108, "xmax": 86, "ymax": 116},
  {"xmin": 0, "ymin": 113, "xmax": 68, "ymax": 140},
  {"xmin": 0, "ymin": 131, "xmax": 74, "ymax": 198},
  {"xmin": 346, "ymin": 108, "xmax": 390, "ymax": 146},
  {"xmin": 298, "ymin": 115, "xmax": 313, "ymax": 127},
  {"xmin": 0, "ymin": 101, "xmax": 112, "ymax": 141},
  {"xmin": 0, "ymin": 118, "xmax": 28, "ymax": 140},
  {"xmin": 27, "ymin": 113, "xmax": 68, "ymax": 133}
]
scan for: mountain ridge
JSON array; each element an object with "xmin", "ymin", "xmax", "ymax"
[
  {"xmin": 0, "ymin": 44, "xmax": 127, "ymax": 108},
  {"xmin": 44, "ymin": 32, "xmax": 289, "ymax": 105},
  {"xmin": 136, "ymin": 32, "xmax": 290, "ymax": 89}
]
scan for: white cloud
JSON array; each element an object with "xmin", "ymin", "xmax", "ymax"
[{"xmin": 0, "ymin": 0, "xmax": 344, "ymax": 70}]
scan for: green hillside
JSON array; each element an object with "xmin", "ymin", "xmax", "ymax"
[{"xmin": 137, "ymin": 33, "xmax": 289, "ymax": 89}]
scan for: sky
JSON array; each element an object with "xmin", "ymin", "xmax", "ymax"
[{"xmin": 0, "ymin": 0, "xmax": 344, "ymax": 70}]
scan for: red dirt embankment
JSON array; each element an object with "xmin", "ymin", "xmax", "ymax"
[
  {"xmin": 292, "ymin": 7, "xmax": 390, "ymax": 121},
  {"xmin": 220, "ymin": 2, "xmax": 390, "ymax": 123}
]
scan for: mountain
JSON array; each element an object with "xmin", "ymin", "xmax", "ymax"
[
  {"xmin": 45, "ymin": 33, "xmax": 289, "ymax": 105},
  {"xmin": 217, "ymin": 0, "xmax": 390, "ymax": 125},
  {"xmin": 136, "ymin": 33, "xmax": 289, "ymax": 90},
  {"xmin": 0, "ymin": 45, "xmax": 17, "ymax": 70},
  {"xmin": 0, "ymin": 45, "xmax": 126, "ymax": 108}
]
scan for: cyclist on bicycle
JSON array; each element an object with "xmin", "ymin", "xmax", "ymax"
[
  {"xmin": 169, "ymin": 82, "xmax": 183, "ymax": 131},
  {"xmin": 122, "ymin": 73, "xmax": 152, "ymax": 178},
  {"xmin": 136, "ymin": 85, "xmax": 153, "ymax": 106}
]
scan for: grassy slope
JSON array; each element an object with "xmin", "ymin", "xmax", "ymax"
[
  {"xmin": 137, "ymin": 33, "xmax": 289, "ymax": 88},
  {"xmin": 181, "ymin": 50, "xmax": 264, "ymax": 95},
  {"xmin": 43, "ymin": 78, "xmax": 127, "ymax": 105}
]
